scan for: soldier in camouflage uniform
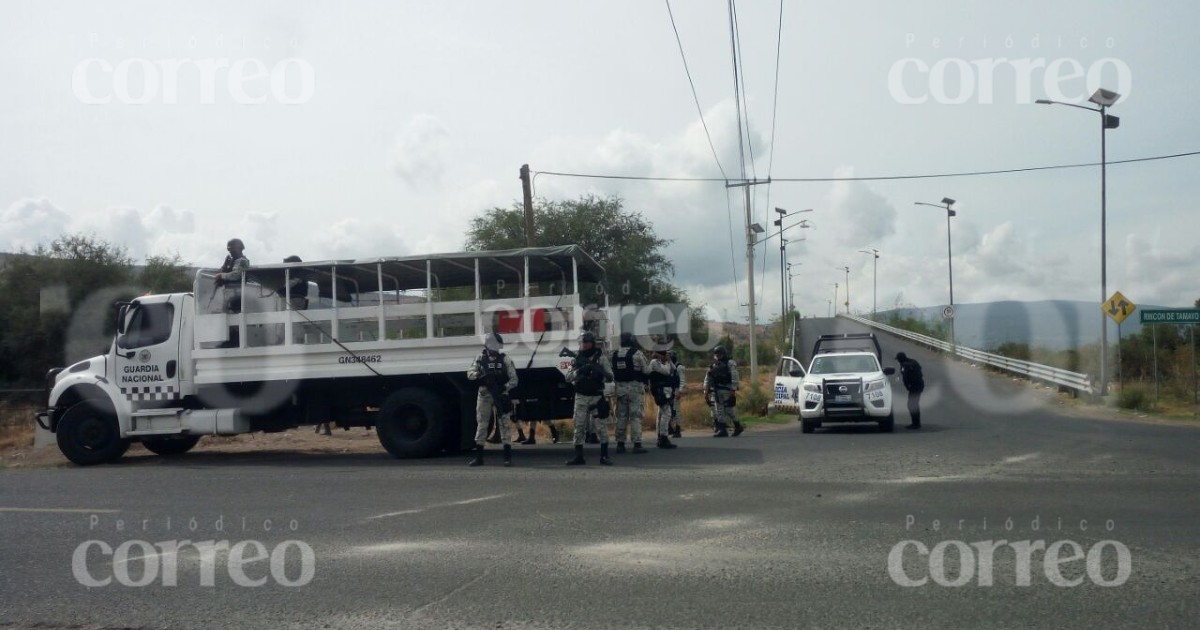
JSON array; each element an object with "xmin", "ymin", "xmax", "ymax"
[
  {"xmin": 611, "ymin": 332, "xmax": 651, "ymax": 454},
  {"xmin": 466, "ymin": 332, "xmax": 519, "ymax": 467},
  {"xmin": 565, "ymin": 331, "xmax": 614, "ymax": 466},
  {"xmin": 703, "ymin": 345, "xmax": 744, "ymax": 438},
  {"xmin": 648, "ymin": 345, "xmax": 680, "ymax": 449}
]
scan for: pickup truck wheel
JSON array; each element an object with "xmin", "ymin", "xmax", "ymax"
[
  {"xmin": 56, "ymin": 401, "xmax": 126, "ymax": 465},
  {"xmin": 377, "ymin": 388, "xmax": 446, "ymax": 458},
  {"xmin": 879, "ymin": 413, "xmax": 895, "ymax": 433},
  {"xmin": 801, "ymin": 418, "xmax": 818, "ymax": 434},
  {"xmin": 143, "ymin": 435, "xmax": 201, "ymax": 456}
]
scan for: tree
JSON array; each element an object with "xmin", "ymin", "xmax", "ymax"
[
  {"xmin": 141, "ymin": 254, "xmax": 194, "ymax": 294},
  {"xmin": 0, "ymin": 234, "xmax": 136, "ymax": 384},
  {"xmin": 465, "ymin": 194, "xmax": 682, "ymax": 305}
]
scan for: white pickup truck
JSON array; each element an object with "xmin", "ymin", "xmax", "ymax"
[
  {"xmin": 797, "ymin": 333, "xmax": 896, "ymax": 433},
  {"xmin": 37, "ymin": 246, "xmax": 615, "ymax": 465}
]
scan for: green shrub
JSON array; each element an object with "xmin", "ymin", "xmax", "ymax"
[{"xmin": 1115, "ymin": 385, "xmax": 1155, "ymax": 412}]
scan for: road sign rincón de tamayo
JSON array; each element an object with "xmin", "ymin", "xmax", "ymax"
[
  {"xmin": 1139, "ymin": 309, "xmax": 1200, "ymax": 324},
  {"xmin": 1104, "ymin": 291, "xmax": 1135, "ymax": 324}
]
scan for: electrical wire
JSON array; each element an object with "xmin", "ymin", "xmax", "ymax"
[
  {"xmin": 534, "ymin": 150, "xmax": 1200, "ymax": 183},
  {"xmin": 664, "ymin": 0, "xmax": 727, "ymax": 181}
]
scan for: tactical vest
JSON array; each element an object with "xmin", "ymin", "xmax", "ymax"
[
  {"xmin": 708, "ymin": 359, "xmax": 733, "ymax": 388},
  {"xmin": 480, "ymin": 352, "xmax": 510, "ymax": 388},
  {"xmin": 573, "ymin": 349, "xmax": 605, "ymax": 396},
  {"xmin": 612, "ymin": 347, "xmax": 645, "ymax": 383},
  {"xmin": 649, "ymin": 363, "xmax": 677, "ymax": 390}
]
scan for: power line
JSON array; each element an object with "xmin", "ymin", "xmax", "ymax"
[
  {"xmin": 664, "ymin": 0, "xmax": 728, "ymax": 181},
  {"xmin": 727, "ymin": 0, "xmax": 748, "ymax": 182},
  {"xmin": 534, "ymin": 150, "xmax": 1200, "ymax": 183}
]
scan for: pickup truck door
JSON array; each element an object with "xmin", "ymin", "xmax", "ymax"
[{"xmin": 772, "ymin": 356, "xmax": 807, "ymax": 412}]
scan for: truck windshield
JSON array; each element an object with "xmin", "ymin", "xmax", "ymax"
[
  {"xmin": 809, "ymin": 355, "xmax": 879, "ymax": 375},
  {"xmin": 117, "ymin": 303, "xmax": 175, "ymax": 349}
]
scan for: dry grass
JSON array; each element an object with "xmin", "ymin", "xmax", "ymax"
[{"xmin": 0, "ymin": 401, "xmax": 38, "ymax": 457}]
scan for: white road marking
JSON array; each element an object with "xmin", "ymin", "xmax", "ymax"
[
  {"xmin": 0, "ymin": 507, "xmax": 119, "ymax": 513},
  {"xmin": 366, "ymin": 493, "xmax": 508, "ymax": 520},
  {"xmin": 1003, "ymin": 453, "xmax": 1041, "ymax": 464}
]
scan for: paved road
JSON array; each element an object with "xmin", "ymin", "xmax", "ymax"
[{"xmin": 2, "ymin": 318, "xmax": 1197, "ymax": 629}]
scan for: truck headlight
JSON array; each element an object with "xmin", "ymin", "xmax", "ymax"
[
  {"xmin": 865, "ymin": 379, "xmax": 886, "ymax": 392},
  {"xmin": 803, "ymin": 383, "xmax": 820, "ymax": 393}
]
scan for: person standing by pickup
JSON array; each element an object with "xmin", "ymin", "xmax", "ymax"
[
  {"xmin": 895, "ymin": 352, "xmax": 924, "ymax": 429},
  {"xmin": 466, "ymin": 333, "xmax": 519, "ymax": 466},
  {"xmin": 612, "ymin": 332, "xmax": 651, "ymax": 454},
  {"xmin": 704, "ymin": 345, "xmax": 744, "ymax": 438}
]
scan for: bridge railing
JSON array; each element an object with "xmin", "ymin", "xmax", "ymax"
[{"xmin": 838, "ymin": 313, "xmax": 1095, "ymax": 396}]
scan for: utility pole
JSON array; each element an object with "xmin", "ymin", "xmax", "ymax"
[
  {"xmin": 859, "ymin": 249, "xmax": 879, "ymax": 317},
  {"xmin": 838, "ymin": 266, "xmax": 851, "ymax": 314},
  {"xmin": 727, "ymin": 178, "xmax": 770, "ymax": 389},
  {"xmin": 520, "ymin": 164, "xmax": 535, "ymax": 247}
]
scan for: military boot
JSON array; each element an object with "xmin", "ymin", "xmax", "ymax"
[
  {"xmin": 631, "ymin": 442, "xmax": 648, "ymax": 454},
  {"xmin": 599, "ymin": 443, "xmax": 613, "ymax": 466},
  {"xmin": 548, "ymin": 423, "xmax": 560, "ymax": 444},
  {"xmin": 615, "ymin": 441, "xmax": 626, "ymax": 454},
  {"xmin": 732, "ymin": 421, "xmax": 744, "ymax": 437},
  {"xmin": 503, "ymin": 444, "xmax": 512, "ymax": 467},
  {"xmin": 468, "ymin": 445, "xmax": 484, "ymax": 467},
  {"xmin": 657, "ymin": 435, "xmax": 678, "ymax": 449},
  {"xmin": 713, "ymin": 423, "xmax": 730, "ymax": 438},
  {"xmin": 516, "ymin": 427, "xmax": 527, "ymax": 443},
  {"xmin": 566, "ymin": 445, "xmax": 586, "ymax": 466}
]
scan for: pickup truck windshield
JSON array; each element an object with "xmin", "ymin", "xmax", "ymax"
[{"xmin": 809, "ymin": 355, "xmax": 880, "ymax": 375}]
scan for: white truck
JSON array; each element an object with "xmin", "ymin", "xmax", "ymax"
[
  {"xmin": 36, "ymin": 246, "xmax": 613, "ymax": 465},
  {"xmin": 797, "ymin": 333, "xmax": 897, "ymax": 433}
]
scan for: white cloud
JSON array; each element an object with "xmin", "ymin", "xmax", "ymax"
[
  {"xmin": 0, "ymin": 198, "xmax": 70, "ymax": 251},
  {"xmin": 390, "ymin": 114, "xmax": 451, "ymax": 189}
]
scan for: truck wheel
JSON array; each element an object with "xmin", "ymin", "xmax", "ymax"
[
  {"xmin": 377, "ymin": 388, "xmax": 446, "ymax": 458},
  {"xmin": 56, "ymin": 401, "xmax": 127, "ymax": 465},
  {"xmin": 143, "ymin": 435, "xmax": 201, "ymax": 456},
  {"xmin": 879, "ymin": 413, "xmax": 895, "ymax": 433},
  {"xmin": 801, "ymin": 418, "xmax": 818, "ymax": 434}
]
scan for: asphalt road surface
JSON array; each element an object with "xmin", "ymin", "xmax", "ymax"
[{"xmin": 2, "ymin": 318, "xmax": 1198, "ymax": 629}]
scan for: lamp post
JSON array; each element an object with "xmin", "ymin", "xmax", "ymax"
[
  {"xmin": 774, "ymin": 207, "xmax": 813, "ymax": 317},
  {"xmin": 858, "ymin": 248, "xmax": 880, "ymax": 317},
  {"xmin": 786, "ymin": 262, "xmax": 801, "ymax": 312},
  {"xmin": 915, "ymin": 197, "xmax": 957, "ymax": 345},
  {"xmin": 837, "ymin": 266, "xmax": 850, "ymax": 314},
  {"xmin": 832, "ymin": 283, "xmax": 838, "ymax": 317},
  {"xmin": 1036, "ymin": 88, "xmax": 1121, "ymax": 396}
]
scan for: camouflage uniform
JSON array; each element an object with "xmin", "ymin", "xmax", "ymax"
[
  {"xmin": 612, "ymin": 345, "xmax": 650, "ymax": 447},
  {"xmin": 704, "ymin": 357, "xmax": 741, "ymax": 436},
  {"xmin": 566, "ymin": 348, "xmax": 613, "ymax": 446},
  {"xmin": 649, "ymin": 356, "xmax": 681, "ymax": 438},
  {"xmin": 467, "ymin": 350, "xmax": 519, "ymax": 446}
]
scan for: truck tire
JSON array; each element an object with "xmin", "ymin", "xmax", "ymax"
[
  {"xmin": 143, "ymin": 435, "xmax": 202, "ymax": 456},
  {"xmin": 377, "ymin": 388, "xmax": 446, "ymax": 458},
  {"xmin": 56, "ymin": 401, "xmax": 128, "ymax": 466},
  {"xmin": 879, "ymin": 413, "xmax": 895, "ymax": 433},
  {"xmin": 801, "ymin": 418, "xmax": 819, "ymax": 434}
]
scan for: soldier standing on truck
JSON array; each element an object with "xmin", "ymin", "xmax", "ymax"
[
  {"xmin": 214, "ymin": 238, "xmax": 249, "ymax": 313},
  {"xmin": 612, "ymin": 332, "xmax": 651, "ymax": 454},
  {"xmin": 467, "ymin": 333, "xmax": 519, "ymax": 467},
  {"xmin": 565, "ymin": 331, "xmax": 614, "ymax": 466},
  {"xmin": 648, "ymin": 345, "xmax": 680, "ymax": 449},
  {"xmin": 704, "ymin": 345, "xmax": 744, "ymax": 438}
]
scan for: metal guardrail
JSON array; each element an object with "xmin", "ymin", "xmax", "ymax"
[{"xmin": 838, "ymin": 313, "xmax": 1095, "ymax": 396}]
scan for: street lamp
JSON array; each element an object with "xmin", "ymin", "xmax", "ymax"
[
  {"xmin": 837, "ymin": 266, "xmax": 850, "ymax": 314},
  {"xmin": 786, "ymin": 262, "xmax": 802, "ymax": 312},
  {"xmin": 774, "ymin": 207, "xmax": 813, "ymax": 317},
  {"xmin": 832, "ymin": 283, "xmax": 839, "ymax": 318},
  {"xmin": 858, "ymin": 248, "xmax": 880, "ymax": 317},
  {"xmin": 915, "ymin": 197, "xmax": 957, "ymax": 345},
  {"xmin": 1036, "ymin": 88, "xmax": 1122, "ymax": 396}
]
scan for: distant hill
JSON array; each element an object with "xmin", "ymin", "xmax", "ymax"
[{"xmin": 878, "ymin": 300, "xmax": 1190, "ymax": 351}]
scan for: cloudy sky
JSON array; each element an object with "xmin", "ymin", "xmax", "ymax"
[{"xmin": 2, "ymin": 0, "xmax": 1198, "ymax": 322}]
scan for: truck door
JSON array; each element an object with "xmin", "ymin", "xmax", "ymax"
[{"xmin": 114, "ymin": 299, "xmax": 182, "ymax": 404}]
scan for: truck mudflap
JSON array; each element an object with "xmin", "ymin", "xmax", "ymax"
[{"xmin": 35, "ymin": 409, "xmax": 53, "ymax": 431}]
